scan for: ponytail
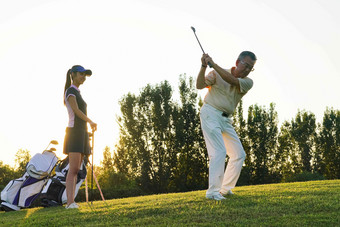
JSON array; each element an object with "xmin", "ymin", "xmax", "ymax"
[
  {"xmin": 64, "ymin": 69, "xmax": 72, "ymax": 105},
  {"xmin": 63, "ymin": 65, "xmax": 83, "ymax": 105}
]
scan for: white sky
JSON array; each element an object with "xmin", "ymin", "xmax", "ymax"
[{"xmin": 1, "ymin": 0, "xmax": 339, "ymax": 167}]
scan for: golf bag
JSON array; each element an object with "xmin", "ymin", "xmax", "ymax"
[
  {"xmin": 0, "ymin": 149, "xmax": 58, "ymax": 211},
  {"xmin": 40, "ymin": 156, "xmax": 87, "ymax": 207}
]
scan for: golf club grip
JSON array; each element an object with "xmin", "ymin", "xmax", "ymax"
[{"xmin": 208, "ymin": 62, "xmax": 213, "ymax": 68}]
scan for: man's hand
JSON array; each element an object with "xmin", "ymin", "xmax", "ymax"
[
  {"xmin": 197, "ymin": 54, "xmax": 210, "ymax": 89},
  {"xmin": 201, "ymin": 54, "xmax": 208, "ymax": 67},
  {"xmin": 204, "ymin": 54, "xmax": 215, "ymax": 67}
]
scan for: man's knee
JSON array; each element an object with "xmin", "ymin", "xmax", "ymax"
[
  {"xmin": 229, "ymin": 150, "xmax": 246, "ymax": 162},
  {"xmin": 240, "ymin": 151, "xmax": 246, "ymax": 160}
]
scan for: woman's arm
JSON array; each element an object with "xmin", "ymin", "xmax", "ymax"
[{"xmin": 68, "ymin": 96, "xmax": 97, "ymax": 131}]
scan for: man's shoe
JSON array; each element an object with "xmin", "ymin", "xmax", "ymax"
[
  {"xmin": 206, "ymin": 193, "xmax": 226, "ymax": 201},
  {"xmin": 65, "ymin": 202, "xmax": 79, "ymax": 209},
  {"xmin": 220, "ymin": 190, "xmax": 234, "ymax": 196}
]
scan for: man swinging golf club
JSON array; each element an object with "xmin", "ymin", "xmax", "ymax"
[{"xmin": 197, "ymin": 51, "xmax": 256, "ymax": 200}]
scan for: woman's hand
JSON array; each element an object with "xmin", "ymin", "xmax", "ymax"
[{"xmin": 89, "ymin": 121, "xmax": 97, "ymax": 132}]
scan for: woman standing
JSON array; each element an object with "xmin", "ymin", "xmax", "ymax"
[{"xmin": 63, "ymin": 65, "xmax": 97, "ymax": 209}]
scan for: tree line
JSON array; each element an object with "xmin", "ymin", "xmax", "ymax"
[
  {"xmin": 1, "ymin": 75, "xmax": 339, "ymax": 200},
  {"xmin": 95, "ymin": 75, "xmax": 339, "ymax": 199}
]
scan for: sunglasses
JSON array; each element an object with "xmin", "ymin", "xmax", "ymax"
[{"xmin": 240, "ymin": 60, "xmax": 255, "ymax": 71}]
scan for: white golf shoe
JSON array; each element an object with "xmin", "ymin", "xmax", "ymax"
[
  {"xmin": 220, "ymin": 190, "xmax": 234, "ymax": 196},
  {"xmin": 206, "ymin": 193, "xmax": 226, "ymax": 201},
  {"xmin": 65, "ymin": 202, "xmax": 79, "ymax": 209}
]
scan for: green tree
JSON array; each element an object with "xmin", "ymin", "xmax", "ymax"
[
  {"xmin": 317, "ymin": 108, "xmax": 340, "ymax": 179},
  {"xmin": 233, "ymin": 100, "xmax": 252, "ymax": 185},
  {"xmin": 98, "ymin": 146, "xmax": 138, "ymax": 198},
  {"xmin": 114, "ymin": 81, "xmax": 176, "ymax": 193},
  {"xmin": 247, "ymin": 103, "xmax": 279, "ymax": 184},
  {"xmin": 277, "ymin": 121, "xmax": 300, "ymax": 181},
  {"xmin": 170, "ymin": 75, "xmax": 208, "ymax": 191},
  {"xmin": 113, "ymin": 76, "xmax": 209, "ymax": 194},
  {"xmin": 101, "ymin": 146, "xmax": 114, "ymax": 170},
  {"xmin": 0, "ymin": 161, "xmax": 17, "ymax": 191},
  {"xmin": 291, "ymin": 110, "xmax": 317, "ymax": 173},
  {"xmin": 14, "ymin": 149, "xmax": 31, "ymax": 176}
]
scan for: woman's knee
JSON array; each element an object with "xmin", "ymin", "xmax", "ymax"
[
  {"xmin": 68, "ymin": 164, "xmax": 80, "ymax": 176},
  {"xmin": 68, "ymin": 153, "xmax": 82, "ymax": 175},
  {"xmin": 68, "ymin": 170, "xmax": 79, "ymax": 177}
]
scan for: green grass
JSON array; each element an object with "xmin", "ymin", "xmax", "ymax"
[{"xmin": 1, "ymin": 180, "xmax": 339, "ymax": 226}]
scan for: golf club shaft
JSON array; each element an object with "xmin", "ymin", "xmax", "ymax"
[
  {"xmin": 193, "ymin": 32, "xmax": 206, "ymax": 54},
  {"xmin": 191, "ymin": 27, "xmax": 212, "ymax": 68},
  {"xmin": 91, "ymin": 131, "xmax": 94, "ymax": 203}
]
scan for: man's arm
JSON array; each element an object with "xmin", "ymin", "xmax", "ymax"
[
  {"xmin": 205, "ymin": 55, "xmax": 240, "ymax": 90},
  {"xmin": 196, "ymin": 65, "xmax": 208, "ymax": 89},
  {"xmin": 212, "ymin": 64, "xmax": 239, "ymax": 87}
]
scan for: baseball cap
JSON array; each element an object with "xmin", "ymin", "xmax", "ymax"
[{"xmin": 70, "ymin": 65, "xmax": 92, "ymax": 76}]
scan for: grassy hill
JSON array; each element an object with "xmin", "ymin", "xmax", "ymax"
[{"xmin": 1, "ymin": 180, "xmax": 339, "ymax": 226}]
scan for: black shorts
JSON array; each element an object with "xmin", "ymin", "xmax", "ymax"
[{"xmin": 63, "ymin": 127, "xmax": 91, "ymax": 155}]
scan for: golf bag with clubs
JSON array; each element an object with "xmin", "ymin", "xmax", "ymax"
[
  {"xmin": 0, "ymin": 147, "xmax": 58, "ymax": 211},
  {"xmin": 40, "ymin": 156, "xmax": 88, "ymax": 207}
]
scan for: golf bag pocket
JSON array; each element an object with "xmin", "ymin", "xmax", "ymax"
[
  {"xmin": 1, "ymin": 173, "xmax": 48, "ymax": 210},
  {"xmin": 40, "ymin": 178, "xmax": 65, "ymax": 207},
  {"xmin": 14, "ymin": 177, "xmax": 48, "ymax": 207},
  {"xmin": 1, "ymin": 150, "xmax": 58, "ymax": 211},
  {"xmin": 40, "ymin": 157, "xmax": 87, "ymax": 207},
  {"xmin": 26, "ymin": 150, "xmax": 58, "ymax": 179},
  {"xmin": 1, "ymin": 173, "xmax": 29, "ymax": 205}
]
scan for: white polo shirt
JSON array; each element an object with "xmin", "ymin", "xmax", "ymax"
[{"xmin": 204, "ymin": 68, "xmax": 253, "ymax": 114}]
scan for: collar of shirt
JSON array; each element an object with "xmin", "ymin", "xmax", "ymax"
[
  {"xmin": 231, "ymin": 67, "xmax": 236, "ymax": 76},
  {"xmin": 70, "ymin": 84, "xmax": 80, "ymax": 92}
]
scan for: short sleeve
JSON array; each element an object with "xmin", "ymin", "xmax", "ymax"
[
  {"xmin": 65, "ymin": 87, "xmax": 77, "ymax": 100},
  {"xmin": 205, "ymin": 70, "xmax": 216, "ymax": 86},
  {"xmin": 238, "ymin": 77, "xmax": 253, "ymax": 93}
]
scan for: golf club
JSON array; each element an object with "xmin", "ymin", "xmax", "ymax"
[
  {"xmin": 190, "ymin": 26, "xmax": 212, "ymax": 67},
  {"xmin": 90, "ymin": 131, "xmax": 94, "ymax": 204},
  {"xmin": 86, "ymin": 131, "xmax": 107, "ymax": 207},
  {"xmin": 44, "ymin": 140, "xmax": 58, "ymax": 151}
]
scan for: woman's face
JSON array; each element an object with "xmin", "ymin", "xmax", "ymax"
[{"xmin": 73, "ymin": 72, "xmax": 86, "ymax": 85}]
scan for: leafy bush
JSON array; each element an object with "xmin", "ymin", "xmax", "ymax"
[{"xmin": 284, "ymin": 171, "xmax": 325, "ymax": 182}]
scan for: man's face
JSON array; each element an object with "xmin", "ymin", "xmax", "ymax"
[{"xmin": 234, "ymin": 56, "xmax": 256, "ymax": 78}]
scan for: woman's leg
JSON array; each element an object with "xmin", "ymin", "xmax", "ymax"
[{"xmin": 66, "ymin": 152, "xmax": 83, "ymax": 206}]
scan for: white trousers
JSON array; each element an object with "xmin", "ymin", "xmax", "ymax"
[{"xmin": 200, "ymin": 104, "xmax": 246, "ymax": 196}]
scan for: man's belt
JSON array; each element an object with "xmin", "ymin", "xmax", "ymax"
[{"xmin": 222, "ymin": 112, "xmax": 231, "ymax": 118}]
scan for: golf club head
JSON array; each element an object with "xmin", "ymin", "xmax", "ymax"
[
  {"xmin": 50, "ymin": 140, "xmax": 58, "ymax": 145},
  {"xmin": 190, "ymin": 26, "xmax": 212, "ymax": 67}
]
